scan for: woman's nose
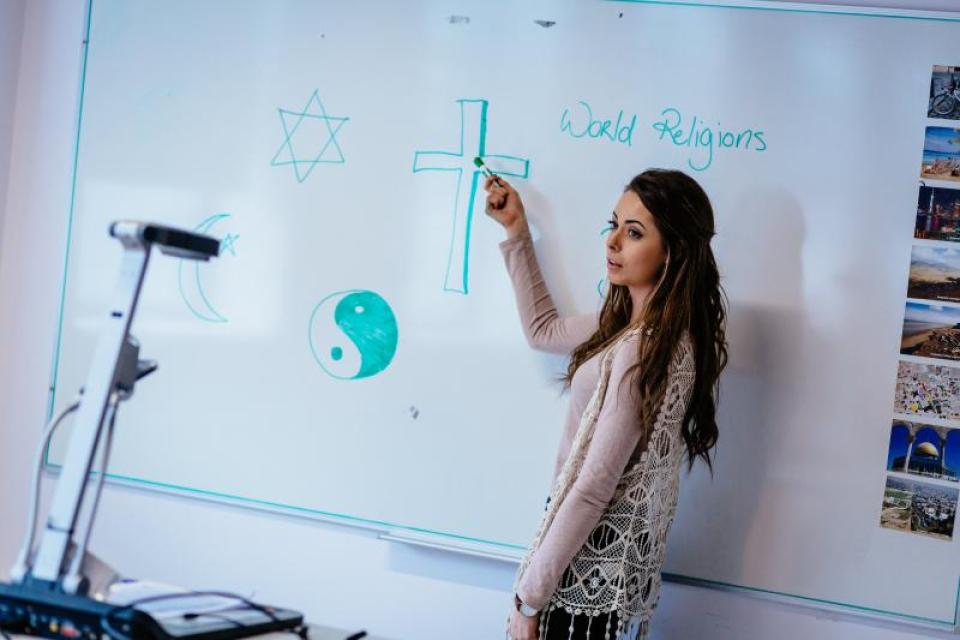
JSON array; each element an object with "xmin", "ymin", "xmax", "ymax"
[{"xmin": 606, "ymin": 231, "xmax": 619, "ymax": 250}]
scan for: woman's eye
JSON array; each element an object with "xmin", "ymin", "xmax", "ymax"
[{"xmin": 628, "ymin": 229, "xmax": 642, "ymax": 239}]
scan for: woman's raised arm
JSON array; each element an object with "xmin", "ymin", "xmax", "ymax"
[{"xmin": 485, "ymin": 176, "xmax": 597, "ymax": 354}]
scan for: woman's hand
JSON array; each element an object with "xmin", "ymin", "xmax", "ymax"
[
  {"xmin": 507, "ymin": 608, "xmax": 540, "ymax": 640},
  {"xmin": 483, "ymin": 175, "xmax": 529, "ymax": 239}
]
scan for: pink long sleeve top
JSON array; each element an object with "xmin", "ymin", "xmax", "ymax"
[{"xmin": 500, "ymin": 231, "xmax": 653, "ymax": 611}]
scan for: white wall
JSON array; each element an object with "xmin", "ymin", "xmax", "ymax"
[
  {"xmin": 0, "ymin": 0, "xmax": 26, "ymax": 257},
  {"xmin": 0, "ymin": 0, "xmax": 77, "ymax": 581},
  {"xmin": 0, "ymin": 2, "xmax": 957, "ymax": 639}
]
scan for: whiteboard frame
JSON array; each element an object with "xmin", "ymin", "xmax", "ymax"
[
  {"xmin": 616, "ymin": 0, "xmax": 960, "ymax": 22},
  {"xmin": 44, "ymin": 0, "xmax": 960, "ymax": 633}
]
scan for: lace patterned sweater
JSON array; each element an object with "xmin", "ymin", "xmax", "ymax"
[{"xmin": 500, "ymin": 231, "xmax": 696, "ymax": 623}]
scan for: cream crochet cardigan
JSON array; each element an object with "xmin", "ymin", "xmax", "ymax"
[{"xmin": 514, "ymin": 328, "xmax": 696, "ymax": 640}]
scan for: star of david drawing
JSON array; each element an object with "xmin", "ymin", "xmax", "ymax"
[{"xmin": 271, "ymin": 90, "xmax": 349, "ymax": 183}]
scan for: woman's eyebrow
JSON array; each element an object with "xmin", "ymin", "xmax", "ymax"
[{"xmin": 612, "ymin": 211, "xmax": 646, "ymax": 230}]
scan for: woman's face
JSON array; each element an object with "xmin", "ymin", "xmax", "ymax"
[{"xmin": 605, "ymin": 190, "xmax": 668, "ymax": 290}]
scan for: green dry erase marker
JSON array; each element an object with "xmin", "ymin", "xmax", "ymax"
[{"xmin": 474, "ymin": 156, "xmax": 502, "ymax": 185}]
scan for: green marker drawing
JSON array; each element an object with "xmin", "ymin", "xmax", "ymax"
[
  {"xmin": 308, "ymin": 289, "xmax": 398, "ymax": 380},
  {"xmin": 271, "ymin": 89, "xmax": 350, "ymax": 183},
  {"xmin": 413, "ymin": 99, "xmax": 530, "ymax": 294},
  {"xmin": 177, "ymin": 213, "xmax": 236, "ymax": 323},
  {"xmin": 598, "ymin": 223, "xmax": 612, "ymax": 297}
]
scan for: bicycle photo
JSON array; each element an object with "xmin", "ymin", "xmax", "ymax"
[{"xmin": 929, "ymin": 65, "xmax": 960, "ymax": 120}]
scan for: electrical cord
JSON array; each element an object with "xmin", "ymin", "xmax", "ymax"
[
  {"xmin": 292, "ymin": 626, "xmax": 310, "ymax": 639},
  {"xmin": 9, "ymin": 394, "xmax": 82, "ymax": 582},
  {"xmin": 100, "ymin": 590, "xmax": 281, "ymax": 640},
  {"xmin": 181, "ymin": 611, "xmax": 311, "ymax": 640},
  {"xmin": 181, "ymin": 611, "xmax": 245, "ymax": 628},
  {"xmin": 288, "ymin": 625, "xmax": 310, "ymax": 639}
]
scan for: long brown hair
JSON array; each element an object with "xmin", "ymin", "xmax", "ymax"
[{"xmin": 563, "ymin": 169, "xmax": 728, "ymax": 471}]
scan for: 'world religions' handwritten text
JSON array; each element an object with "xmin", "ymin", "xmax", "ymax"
[
  {"xmin": 561, "ymin": 101, "xmax": 637, "ymax": 147},
  {"xmin": 652, "ymin": 107, "xmax": 767, "ymax": 171},
  {"xmin": 559, "ymin": 101, "xmax": 768, "ymax": 171}
]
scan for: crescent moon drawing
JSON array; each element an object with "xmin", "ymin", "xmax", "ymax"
[{"xmin": 178, "ymin": 213, "xmax": 232, "ymax": 323}]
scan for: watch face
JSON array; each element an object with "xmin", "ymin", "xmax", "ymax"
[{"xmin": 514, "ymin": 594, "xmax": 538, "ymax": 616}]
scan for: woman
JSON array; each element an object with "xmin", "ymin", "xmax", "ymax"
[{"xmin": 485, "ymin": 169, "xmax": 727, "ymax": 640}]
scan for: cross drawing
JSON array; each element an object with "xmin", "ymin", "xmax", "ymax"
[{"xmin": 413, "ymin": 99, "xmax": 530, "ymax": 294}]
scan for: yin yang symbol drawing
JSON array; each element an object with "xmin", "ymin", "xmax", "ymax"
[{"xmin": 308, "ymin": 290, "xmax": 398, "ymax": 380}]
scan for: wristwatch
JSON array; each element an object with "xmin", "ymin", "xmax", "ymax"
[{"xmin": 514, "ymin": 594, "xmax": 540, "ymax": 617}]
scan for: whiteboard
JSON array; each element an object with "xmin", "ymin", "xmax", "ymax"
[{"xmin": 49, "ymin": 0, "xmax": 960, "ymax": 629}]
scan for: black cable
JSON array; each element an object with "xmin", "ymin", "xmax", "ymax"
[
  {"xmin": 181, "ymin": 611, "xmax": 245, "ymax": 628},
  {"xmin": 100, "ymin": 590, "xmax": 282, "ymax": 640},
  {"xmin": 100, "ymin": 613, "xmax": 130, "ymax": 640},
  {"xmin": 288, "ymin": 624, "xmax": 310, "ymax": 639},
  {"xmin": 107, "ymin": 590, "xmax": 279, "ymax": 622}
]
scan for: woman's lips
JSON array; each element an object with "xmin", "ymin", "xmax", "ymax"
[{"xmin": 607, "ymin": 258, "xmax": 621, "ymax": 270}]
